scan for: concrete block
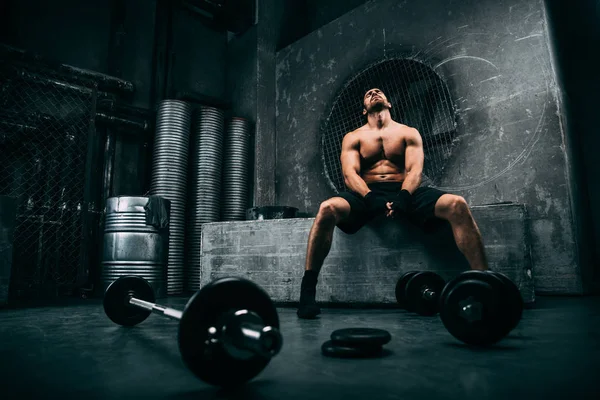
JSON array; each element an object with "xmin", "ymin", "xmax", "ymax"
[{"xmin": 200, "ymin": 203, "xmax": 534, "ymax": 305}]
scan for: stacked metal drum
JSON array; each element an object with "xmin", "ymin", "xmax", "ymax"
[
  {"xmin": 186, "ymin": 106, "xmax": 225, "ymax": 292},
  {"xmin": 120, "ymin": 99, "xmax": 254, "ymax": 295},
  {"xmin": 148, "ymin": 100, "xmax": 192, "ymax": 295},
  {"xmin": 221, "ymin": 117, "xmax": 252, "ymax": 221}
]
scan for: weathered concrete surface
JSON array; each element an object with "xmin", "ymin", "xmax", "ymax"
[
  {"xmin": 114, "ymin": 0, "xmax": 157, "ymax": 109},
  {"xmin": 227, "ymin": 0, "xmax": 285, "ymax": 207},
  {"xmin": 277, "ymin": 0, "xmax": 370, "ymax": 50},
  {"xmin": 200, "ymin": 203, "xmax": 534, "ymax": 305},
  {"xmin": 170, "ymin": 8, "xmax": 227, "ymax": 101},
  {"xmin": 275, "ymin": 0, "xmax": 579, "ymax": 294},
  {"xmin": 253, "ymin": 0, "xmax": 283, "ymax": 207},
  {"xmin": 227, "ymin": 27, "xmax": 258, "ymax": 122},
  {"xmin": 2, "ymin": 298, "xmax": 599, "ymax": 398},
  {"xmin": 544, "ymin": 0, "xmax": 600, "ymax": 293}
]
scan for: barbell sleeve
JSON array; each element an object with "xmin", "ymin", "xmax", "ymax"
[{"xmin": 221, "ymin": 310, "xmax": 283, "ymax": 359}]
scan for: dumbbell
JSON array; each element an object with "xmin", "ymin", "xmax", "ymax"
[
  {"xmin": 486, "ymin": 270, "xmax": 524, "ymax": 332},
  {"xmin": 395, "ymin": 271, "xmax": 446, "ymax": 316},
  {"xmin": 103, "ymin": 276, "xmax": 283, "ymax": 387},
  {"xmin": 439, "ymin": 270, "xmax": 524, "ymax": 346}
]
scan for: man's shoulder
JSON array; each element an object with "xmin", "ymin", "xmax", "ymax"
[
  {"xmin": 344, "ymin": 126, "xmax": 366, "ymax": 139},
  {"xmin": 393, "ymin": 121, "xmax": 418, "ymax": 133}
]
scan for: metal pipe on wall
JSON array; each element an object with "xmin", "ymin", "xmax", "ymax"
[
  {"xmin": 95, "ymin": 112, "xmax": 150, "ymax": 132},
  {"xmin": 101, "ymin": 127, "xmax": 116, "ymax": 212},
  {"xmin": 4, "ymin": 67, "xmax": 115, "ymax": 100},
  {"xmin": 97, "ymin": 99, "xmax": 155, "ymax": 120},
  {"xmin": 0, "ymin": 44, "xmax": 134, "ymax": 94}
]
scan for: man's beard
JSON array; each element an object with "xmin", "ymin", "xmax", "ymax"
[{"xmin": 366, "ymin": 100, "xmax": 389, "ymax": 113}]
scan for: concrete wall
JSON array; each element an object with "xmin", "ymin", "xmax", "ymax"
[
  {"xmin": 170, "ymin": 8, "xmax": 227, "ymax": 101},
  {"xmin": 277, "ymin": 0, "xmax": 369, "ymax": 50},
  {"xmin": 115, "ymin": 0, "xmax": 158, "ymax": 109},
  {"xmin": 226, "ymin": 0, "xmax": 285, "ymax": 207},
  {"xmin": 227, "ymin": 27, "xmax": 258, "ymax": 121},
  {"xmin": 275, "ymin": 0, "xmax": 580, "ymax": 294},
  {"xmin": 544, "ymin": 0, "xmax": 600, "ymax": 292}
]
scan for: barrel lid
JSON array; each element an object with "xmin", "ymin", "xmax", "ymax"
[{"xmin": 105, "ymin": 196, "xmax": 171, "ymax": 213}]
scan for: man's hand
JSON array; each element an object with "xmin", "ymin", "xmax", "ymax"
[
  {"xmin": 364, "ymin": 192, "xmax": 388, "ymax": 215},
  {"xmin": 386, "ymin": 190, "xmax": 412, "ymax": 219},
  {"xmin": 385, "ymin": 201, "xmax": 394, "ymax": 218}
]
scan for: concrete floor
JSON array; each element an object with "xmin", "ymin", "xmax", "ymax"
[{"xmin": 0, "ymin": 297, "xmax": 598, "ymax": 400}]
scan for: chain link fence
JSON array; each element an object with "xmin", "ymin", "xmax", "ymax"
[{"xmin": 0, "ymin": 56, "xmax": 97, "ymax": 300}]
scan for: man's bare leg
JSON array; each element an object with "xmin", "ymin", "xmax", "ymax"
[
  {"xmin": 298, "ymin": 198, "xmax": 351, "ymax": 319},
  {"xmin": 434, "ymin": 194, "xmax": 488, "ymax": 271}
]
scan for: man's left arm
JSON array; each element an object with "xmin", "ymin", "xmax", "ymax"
[
  {"xmin": 402, "ymin": 129, "xmax": 424, "ymax": 194},
  {"xmin": 388, "ymin": 129, "xmax": 424, "ymax": 216}
]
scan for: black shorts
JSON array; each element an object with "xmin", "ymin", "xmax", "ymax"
[{"xmin": 336, "ymin": 182, "xmax": 448, "ymax": 235}]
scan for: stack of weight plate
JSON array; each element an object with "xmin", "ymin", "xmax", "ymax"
[
  {"xmin": 149, "ymin": 100, "xmax": 192, "ymax": 295},
  {"xmin": 186, "ymin": 105, "xmax": 225, "ymax": 292},
  {"xmin": 221, "ymin": 117, "xmax": 252, "ymax": 220}
]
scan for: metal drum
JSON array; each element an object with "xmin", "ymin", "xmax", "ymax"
[
  {"xmin": 101, "ymin": 196, "xmax": 170, "ymax": 298},
  {"xmin": 149, "ymin": 100, "xmax": 192, "ymax": 295},
  {"xmin": 221, "ymin": 117, "xmax": 252, "ymax": 221},
  {"xmin": 186, "ymin": 105, "xmax": 225, "ymax": 293}
]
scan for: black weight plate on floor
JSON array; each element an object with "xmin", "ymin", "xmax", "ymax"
[
  {"xmin": 330, "ymin": 328, "xmax": 391, "ymax": 346},
  {"xmin": 486, "ymin": 271, "xmax": 524, "ymax": 331},
  {"xmin": 178, "ymin": 277, "xmax": 280, "ymax": 387},
  {"xmin": 405, "ymin": 271, "xmax": 446, "ymax": 316},
  {"xmin": 395, "ymin": 271, "xmax": 419, "ymax": 310},
  {"xmin": 321, "ymin": 340, "xmax": 383, "ymax": 358},
  {"xmin": 442, "ymin": 271, "xmax": 513, "ymax": 337},
  {"xmin": 103, "ymin": 276, "xmax": 155, "ymax": 327},
  {"xmin": 439, "ymin": 271, "xmax": 508, "ymax": 345}
]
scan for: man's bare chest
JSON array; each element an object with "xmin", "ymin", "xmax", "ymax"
[{"xmin": 358, "ymin": 133, "xmax": 406, "ymax": 161}]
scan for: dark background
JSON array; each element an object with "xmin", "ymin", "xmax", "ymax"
[{"xmin": 0, "ymin": 0, "xmax": 598, "ymax": 294}]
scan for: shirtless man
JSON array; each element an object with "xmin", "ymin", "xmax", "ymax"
[{"xmin": 297, "ymin": 88, "xmax": 489, "ymax": 319}]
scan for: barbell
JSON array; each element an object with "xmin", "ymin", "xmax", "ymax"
[{"xmin": 103, "ymin": 276, "xmax": 283, "ymax": 387}]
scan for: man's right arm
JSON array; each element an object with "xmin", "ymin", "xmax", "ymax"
[{"xmin": 341, "ymin": 133, "xmax": 371, "ymax": 197}]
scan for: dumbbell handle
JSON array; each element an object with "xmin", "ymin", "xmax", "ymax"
[
  {"xmin": 422, "ymin": 288, "xmax": 437, "ymax": 301},
  {"xmin": 127, "ymin": 296, "xmax": 282, "ymax": 359}
]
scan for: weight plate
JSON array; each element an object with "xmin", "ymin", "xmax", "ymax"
[
  {"xmin": 486, "ymin": 271, "xmax": 523, "ymax": 331},
  {"xmin": 330, "ymin": 328, "xmax": 391, "ymax": 346},
  {"xmin": 178, "ymin": 277, "xmax": 280, "ymax": 387},
  {"xmin": 395, "ymin": 271, "xmax": 419, "ymax": 310},
  {"xmin": 103, "ymin": 276, "xmax": 155, "ymax": 327},
  {"xmin": 439, "ymin": 271, "xmax": 508, "ymax": 345},
  {"xmin": 405, "ymin": 271, "xmax": 446, "ymax": 316},
  {"xmin": 321, "ymin": 340, "xmax": 383, "ymax": 358}
]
